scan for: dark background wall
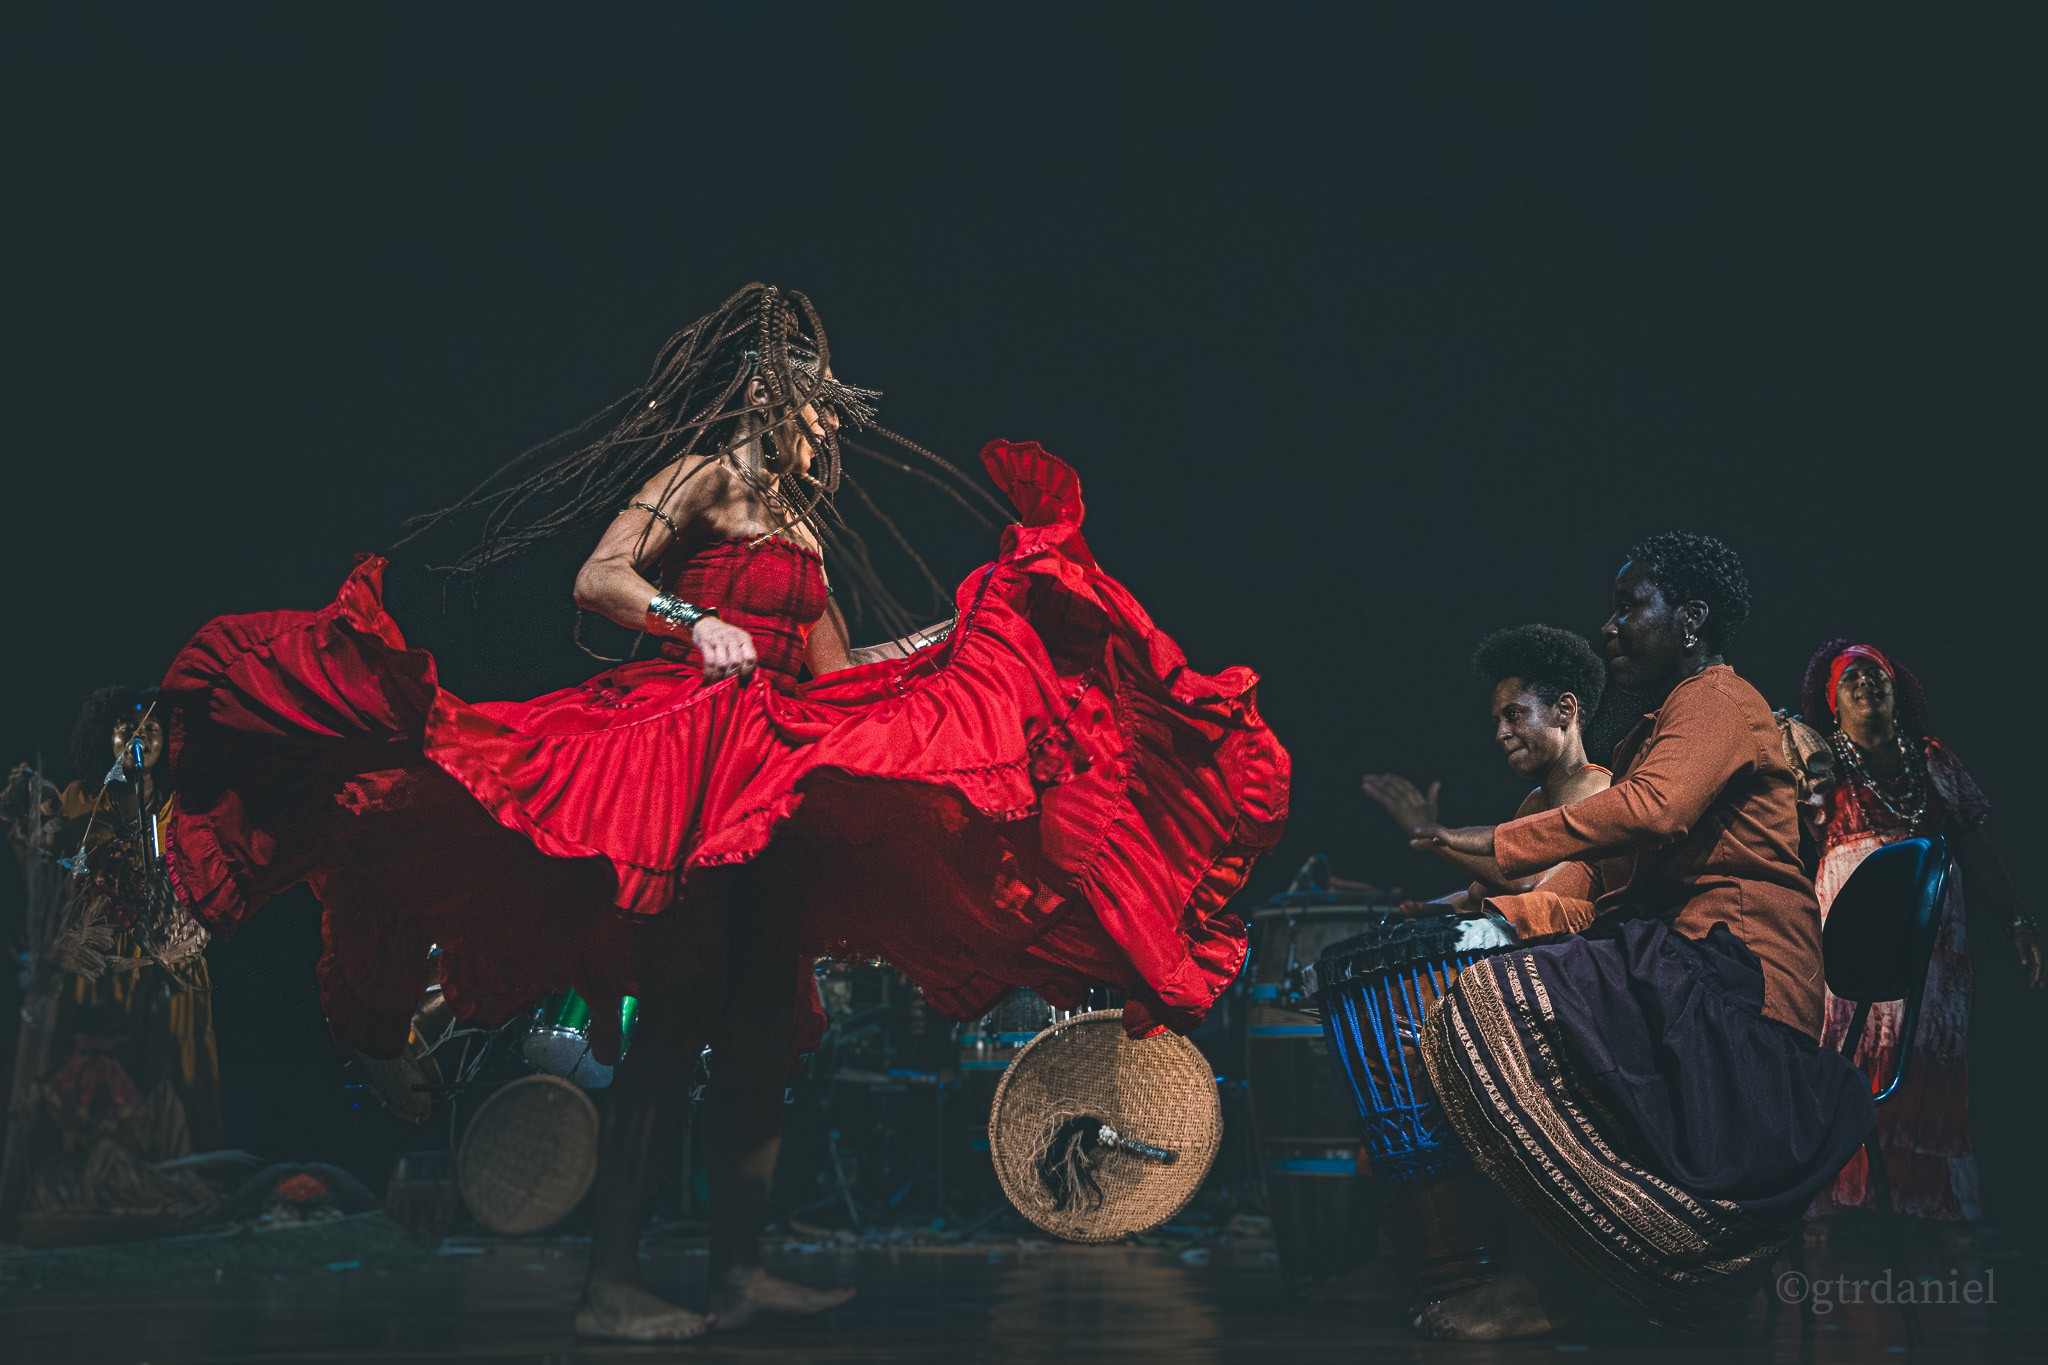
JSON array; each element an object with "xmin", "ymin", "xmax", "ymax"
[{"xmin": 8, "ymin": 4, "xmax": 2043, "ymax": 1208}]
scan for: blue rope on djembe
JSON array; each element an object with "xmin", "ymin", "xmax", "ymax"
[{"xmin": 1309, "ymin": 916, "xmax": 1517, "ymax": 1185}]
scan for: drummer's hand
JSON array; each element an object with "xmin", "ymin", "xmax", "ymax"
[
  {"xmin": 2015, "ymin": 923, "xmax": 2046, "ymax": 990},
  {"xmin": 1429, "ymin": 886, "xmax": 1485, "ymax": 918},
  {"xmin": 1410, "ymin": 823, "xmax": 1496, "ymax": 858},
  {"xmin": 1361, "ymin": 774, "xmax": 1440, "ymax": 834},
  {"xmin": 693, "ymin": 616, "xmax": 757, "ymax": 681}
]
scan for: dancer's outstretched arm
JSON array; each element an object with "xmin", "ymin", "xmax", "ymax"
[{"xmin": 806, "ymin": 600, "xmax": 955, "ymax": 676}]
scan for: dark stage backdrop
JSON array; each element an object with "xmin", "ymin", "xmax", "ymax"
[{"xmin": 8, "ymin": 5, "xmax": 2044, "ymax": 1208}]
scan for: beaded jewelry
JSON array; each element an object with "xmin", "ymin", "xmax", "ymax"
[
  {"xmin": 626, "ymin": 501, "xmax": 681, "ymax": 538},
  {"xmin": 1830, "ymin": 728, "xmax": 1929, "ymax": 833}
]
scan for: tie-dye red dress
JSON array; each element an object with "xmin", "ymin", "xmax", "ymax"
[
  {"xmin": 1809, "ymin": 737, "xmax": 1989, "ymax": 1221},
  {"xmin": 161, "ymin": 442, "xmax": 1288, "ymax": 1062}
]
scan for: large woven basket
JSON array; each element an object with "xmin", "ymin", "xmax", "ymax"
[
  {"xmin": 988, "ymin": 1009, "xmax": 1222, "ymax": 1243},
  {"xmin": 456, "ymin": 1075, "xmax": 599, "ymax": 1235}
]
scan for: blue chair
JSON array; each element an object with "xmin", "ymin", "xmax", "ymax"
[
  {"xmin": 1784, "ymin": 834, "xmax": 1949, "ymax": 1341},
  {"xmin": 1825, "ymin": 834, "xmax": 1952, "ymax": 1114}
]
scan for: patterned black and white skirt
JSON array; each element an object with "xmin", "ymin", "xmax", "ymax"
[{"xmin": 1421, "ymin": 915, "xmax": 1874, "ymax": 1328}]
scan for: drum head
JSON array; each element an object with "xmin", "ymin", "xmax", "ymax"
[
  {"xmin": 523, "ymin": 1027, "xmax": 615, "ymax": 1088},
  {"xmin": 988, "ymin": 1009, "xmax": 1221, "ymax": 1244},
  {"xmin": 457, "ymin": 1075, "xmax": 599, "ymax": 1234}
]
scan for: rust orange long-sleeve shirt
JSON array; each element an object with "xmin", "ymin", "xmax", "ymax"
[{"xmin": 1488, "ymin": 665, "xmax": 1825, "ymax": 1038}]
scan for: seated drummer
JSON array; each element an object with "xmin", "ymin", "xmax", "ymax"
[
  {"xmin": 1406, "ymin": 532, "xmax": 1874, "ymax": 1339},
  {"xmin": 1363, "ymin": 624, "xmax": 1611, "ymax": 909}
]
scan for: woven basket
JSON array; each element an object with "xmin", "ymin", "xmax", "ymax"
[
  {"xmin": 988, "ymin": 1009, "xmax": 1222, "ymax": 1243},
  {"xmin": 456, "ymin": 1075, "xmax": 599, "ymax": 1235}
]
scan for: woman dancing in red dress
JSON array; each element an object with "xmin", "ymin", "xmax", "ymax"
[{"xmin": 160, "ymin": 285, "xmax": 1289, "ymax": 1338}]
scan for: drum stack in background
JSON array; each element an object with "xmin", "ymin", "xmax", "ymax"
[
  {"xmin": 358, "ymin": 898, "xmax": 1534, "ymax": 1265},
  {"xmin": 792, "ymin": 960, "xmax": 955, "ymax": 1223},
  {"xmin": 1241, "ymin": 889, "xmax": 1400, "ymax": 1291},
  {"xmin": 353, "ymin": 973, "xmax": 636, "ymax": 1236}
]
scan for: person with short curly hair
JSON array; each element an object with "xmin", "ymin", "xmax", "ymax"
[
  {"xmin": 1364, "ymin": 624, "xmax": 1610, "ymax": 905},
  {"xmin": 1400, "ymin": 533, "xmax": 1870, "ymax": 1340},
  {"xmin": 1798, "ymin": 638, "xmax": 2042, "ymax": 1225}
]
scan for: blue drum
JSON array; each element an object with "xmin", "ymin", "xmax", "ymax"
[{"xmin": 1305, "ymin": 912, "xmax": 1517, "ymax": 1299}]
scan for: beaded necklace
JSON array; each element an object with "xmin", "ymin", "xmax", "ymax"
[{"xmin": 1830, "ymin": 728, "xmax": 1929, "ymax": 833}]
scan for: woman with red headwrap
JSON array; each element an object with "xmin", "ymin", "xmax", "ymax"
[{"xmin": 1800, "ymin": 638, "xmax": 2043, "ymax": 1224}]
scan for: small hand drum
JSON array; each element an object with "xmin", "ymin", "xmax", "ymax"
[{"xmin": 987, "ymin": 1009, "xmax": 1221, "ymax": 1243}]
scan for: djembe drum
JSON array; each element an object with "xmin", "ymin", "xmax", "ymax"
[{"xmin": 1305, "ymin": 912, "xmax": 1519, "ymax": 1300}]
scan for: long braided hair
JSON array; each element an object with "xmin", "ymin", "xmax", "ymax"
[{"xmin": 401, "ymin": 283, "xmax": 1009, "ymax": 651}]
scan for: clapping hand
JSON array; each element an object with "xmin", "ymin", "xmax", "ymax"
[{"xmin": 1361, "ymin": 773, "xmax": 1441, "ymax": 835}]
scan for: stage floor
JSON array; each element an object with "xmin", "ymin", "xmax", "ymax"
[{"xmin": 3, "ymin": 1228, "xmax": 2041, "ymax": 1364}]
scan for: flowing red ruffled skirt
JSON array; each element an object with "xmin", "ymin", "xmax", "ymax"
[{"xmin": 162, "ymin": 442, "xmax": 1289, "ymax": 1060}]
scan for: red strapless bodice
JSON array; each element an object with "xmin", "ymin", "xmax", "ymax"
[{"xmin": 656, "ymin": 537, "xmax": 827, "ymax": 684}]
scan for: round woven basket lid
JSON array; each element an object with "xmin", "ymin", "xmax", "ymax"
[
  {"xmin": 988, "ymin": 1009, "xmax": 1222, "ymax": 1243},
  {"xmin": 456, "ymin": 1074, "xmax": 600, "ymax": 1235}
]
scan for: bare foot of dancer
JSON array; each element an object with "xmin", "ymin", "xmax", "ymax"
[
  {"xmin": 1414, "ymin": 1272, "xmax": 1571, "ymax": 1341},
  {"xmin": 709, "ymin": 1266, "xmax": 855, "ymax": 1332},
  {"xmin": 574, "ymin": 1282, "xmax": 711, "ymax": 1342}
]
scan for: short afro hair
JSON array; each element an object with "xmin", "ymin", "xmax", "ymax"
[
  {"xmin": 70, "ymin": 684, "xmax": 157, "ymax": 780},
  {"xmin": 1471, "ymin": 624, "xmax": 1606, "ymax": 715},
  {"xmin": 1624, "ymin": 531, "xmax": 1752, "ymax": 650}
]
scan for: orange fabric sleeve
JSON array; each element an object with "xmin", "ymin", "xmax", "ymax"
[
  {"xmin": 1494, "ymin": 681, "xmax": 1752, "ymax": 879},
  {"xmin": 1487, "ymin": 860, "xmax": 1600, "ymax": 937}
]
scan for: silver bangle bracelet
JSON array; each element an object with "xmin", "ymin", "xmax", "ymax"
[{"xmin": 646, "ymin": 592, "xmax": 712, "ymax": 636}]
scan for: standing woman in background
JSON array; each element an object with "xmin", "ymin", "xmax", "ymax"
[{"xmin": 1800, "ymin": 639, "xmax": 2044, "ymax": 1224}]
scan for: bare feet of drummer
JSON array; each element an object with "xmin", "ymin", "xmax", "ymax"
[
  {"xmin": 708, "ymin": 1265, "xmax": 856, "ymax": 1332},
  {"xmin": 1414, "ymin": 1271, "xmax": 1572, "ymax": 1341},
  {"xmin": 573, "ymin": 1281, "xmax": 711, "ymax": 1342}
]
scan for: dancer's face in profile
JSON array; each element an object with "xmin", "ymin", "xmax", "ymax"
[
  {"xmin": 1834, "ymin": 658, "xmax": 1895, "ymax": 735},
  {"xmin": 746, "ymin": 372, "xmax": 841, "ymax": 477},
  {"xmin": 1602, "ymin": 561, "xmax": 1695, "ymax": 695},
  {"xmin": 1490, "ymin": 677, "xmax": 1577, "ymax": 780}
]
